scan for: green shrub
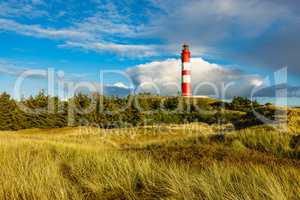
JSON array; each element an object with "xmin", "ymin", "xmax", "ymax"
[{"xmin": 290, "ymin": 135, "xmax": 300, "ymax": 149}]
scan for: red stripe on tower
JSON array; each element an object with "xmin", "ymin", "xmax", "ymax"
[{"xmin": 181, "ymin": 44, "xmax": 192, "ymax": 97}]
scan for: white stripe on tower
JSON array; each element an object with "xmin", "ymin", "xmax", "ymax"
[
  {"xmin": 182, "ymin": 75, "xmax": 191, "ymax": 83},
  {"xmin": 182, "ymin": 62, "xmax": 191, "ymax": 70}
]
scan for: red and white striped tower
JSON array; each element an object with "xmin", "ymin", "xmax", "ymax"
[{"xmin": 181, "ymin": 44, "xmax": 192, "ymax": 97}]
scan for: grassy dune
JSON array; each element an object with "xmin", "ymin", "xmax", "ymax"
[{"xmin": 0, "ymin": 125, "xmax": 299, "ymax": 200}]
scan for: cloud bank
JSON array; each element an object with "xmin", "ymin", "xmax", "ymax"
[
  {"xmin": 1, "ymin": 58, "xmax": 299, "ymax": 98},
  {"xmin": 148, "ymin": 0, "xmax": 300, "ymax": 73},
  {"xmin": 126, "ymin": 58, "xmax": 264, "ymax": 98}
]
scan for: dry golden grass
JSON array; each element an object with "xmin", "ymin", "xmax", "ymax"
[
  {"xmin": 0, "ymin": 125, "xmax": 299, "ymax": 200},
  {"xmin": 288, "ymin": 108, "xmax": 300, "ymax": 133}
]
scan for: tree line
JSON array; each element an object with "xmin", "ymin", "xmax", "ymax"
[{"xmin": 0, "ymin": 91, "xmax": 277, "ymax": 130}]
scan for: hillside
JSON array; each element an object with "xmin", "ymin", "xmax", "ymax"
[{"xmin": 0, "ymin": 125, "xmax": 299, "ymax": 200}]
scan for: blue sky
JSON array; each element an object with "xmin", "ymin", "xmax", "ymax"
[{"xmin": 0, "ymin": 0, "xmax": 299, "ymax": 98}]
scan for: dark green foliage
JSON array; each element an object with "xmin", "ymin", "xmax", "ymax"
[
  {"xmin": 228, "ymin": 97, "xmax": 276, "ymax": 129},
  {"xmin": 209, "ymin": 134, "xmax": 226, "ymax": 143},
  {"xmin": 0, "ymin": 92, "xmax": 276, "ymax": 130},
  {"xmin": 290, "ymin": 135, "xmax": 300, "ymax": 149},
  {"xmin": 228, "ymin": 96, "xmax": 260, "ymax": 112},
  {"xmin": 18, "ymin": 91, "xmax": 68, "ymax": 129},
  {"xmin": 0, "ymin": 93, "xmax": 25, "ymax": 130}
]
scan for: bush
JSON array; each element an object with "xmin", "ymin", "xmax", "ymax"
[{"xmin": 290, "ymin": 135, "xmax": 300, "ymax": 149}]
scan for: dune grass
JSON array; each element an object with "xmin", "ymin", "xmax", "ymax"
[
  {"xmin": 288, "ymin": 109, "xmax": 300, "ymax": 133},
  {"xmin": 0, "ymin": 125, "xmax": 299, "ymax": 200}
]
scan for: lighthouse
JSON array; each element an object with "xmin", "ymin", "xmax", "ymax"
[{"xmin": 181, "ymin": 44, "xmax": 192, "ymax": 97}]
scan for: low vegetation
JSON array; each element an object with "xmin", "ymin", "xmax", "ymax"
[{"xmin": 0, "ymin": 125, "xmax": 299, "ymax": 200}]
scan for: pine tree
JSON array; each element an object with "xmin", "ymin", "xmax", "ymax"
[{"xmin": 0, "ymin": 93, "xmax": 23, "ymax": 130}]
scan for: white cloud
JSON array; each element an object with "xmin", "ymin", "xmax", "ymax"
[
  {"xmin": 0, "ymin": 18, "xmax": 90, "ymax": 40},
  {"xmin": 59, "ymin": 41, "xmax": 158, "ymax": 57},
  {"xmin": 112, "ymin": 82, "xmax": 130, "ymax": 89},
  {"xmin": 126, "ymin": 58, "xmax": 264, "ymax": 98},
  {"xmin": 74, "ymin": 12, "xmax": 139, "ymax": 37},
  {"xmin": 0, "ymin": 12, "xmax": 157, "ymax": 57},
  {"xmin": 0, "ymin": 60, "xmax": 28, "ymax": 76},
  {"xmin": 0, "ymin": 0, "xmax": 48, "ymax": 18}
]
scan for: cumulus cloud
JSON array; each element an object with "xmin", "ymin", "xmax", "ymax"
[
  {"xmin": 126, "ymin": 58, "xmax": 264, "ymax": 98},
  {"xmin": 0, "ymin": 58, "xmax": 264, "ymax": 98},
  {"xmin": 1, "ymin": 58, "xmax": 299, "ymax": 98}
]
